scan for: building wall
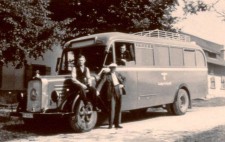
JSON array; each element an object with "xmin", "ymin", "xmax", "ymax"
[
  {"xmin": 208, "ymin": 63, "xmax": 225, "ymax": 97},
  {"xmin": 0, "ymin": 45, "xmax": 62, "ymax": 103},
  {"xmin": 27, "ymin": 44, "xmax": 62, "ymax": 75},
  {"xmin": 1, "ymin": 65, "xmax": 24, "ymax": 90}
]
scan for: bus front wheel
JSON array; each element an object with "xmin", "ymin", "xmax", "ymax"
[
  {"xmin": 172, "ymin": 89, "xmax": 189, "ymax": 115},
  {"xmin": 69, "ymin": 100, "xmax": 97, "ymax": 132}
]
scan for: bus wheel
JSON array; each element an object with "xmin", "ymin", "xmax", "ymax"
[
  {"xmin": 172, "ymin": 89, "xmax": 189, "ymax": 115},
  {"xmin": 69, "ymin": 100, "xmax": 97, "ymax": 133}
]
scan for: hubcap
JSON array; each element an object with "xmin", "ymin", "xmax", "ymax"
[
  {"xmin": 179, "ymin": 94, "xmax": 188, "ymax": 112},
  {"xmin": 79, "ymin": 104, "xmax": 93, "ymax": 123}
]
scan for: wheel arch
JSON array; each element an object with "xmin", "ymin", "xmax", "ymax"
[{"xmin": 71, "ymin": 95, "xmax": 81, "ymax": 112}]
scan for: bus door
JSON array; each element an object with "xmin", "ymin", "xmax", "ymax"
[
  {"xmin": 114, "ymin": 42, "xmax": 138, "ymax": 110},
  {"xmin": 135, "ymin": 43, "xmax": 159, "ymax": 108}
]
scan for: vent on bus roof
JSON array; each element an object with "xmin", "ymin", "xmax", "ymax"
[{"xmin": 133, "ymin": 29, "xmax": 191, "ymax": 42}]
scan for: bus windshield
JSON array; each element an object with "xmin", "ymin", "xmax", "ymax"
[{"xmin": 60, "ymin": 45, "xmax": 106, "ymax": 74}]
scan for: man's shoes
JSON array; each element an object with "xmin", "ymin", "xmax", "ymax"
[
  {"xmin": 115, "ymin": 125, "xmax": 123, "ymax": 129},
  {"xmin": 108, "ymin": 125, "xmax": 112, "ymax": 129}
]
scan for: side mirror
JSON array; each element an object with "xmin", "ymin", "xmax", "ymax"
[{"xmin": 55, "ymin": 58, "xmax": 61, "ymax": 72}]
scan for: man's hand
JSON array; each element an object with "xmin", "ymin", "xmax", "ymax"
[
  {"xmin": 81, "ymin": 84, "xmax": 88, "ymax": 90},
  {"xmin": 96, "ymin": 91, "xmax": 100, "ymax": 96},
  {"xmin": 121, "ymin": 59, "xmax": 126, "ymax": 63},
  {"xmin": 119, "ymin": 84, "xmax": 124, "ymax": 88}
]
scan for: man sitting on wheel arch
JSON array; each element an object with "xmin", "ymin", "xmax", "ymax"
[{"xmin": 71, "ymin": 54, "xmax": 100, "ymax": 112}]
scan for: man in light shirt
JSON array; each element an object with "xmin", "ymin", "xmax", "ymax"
[
  {"xmin": 71, "ymin": 54, "xmax": 100, "ymax": 112},
  {"xmin": 97, "ymin": 63, "xmax": 126, "ymax": 129}
]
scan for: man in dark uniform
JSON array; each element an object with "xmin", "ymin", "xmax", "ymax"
[
  {"xmin": 117, "ymin": 44, "xmax": 131, "ymax": 65},
  {"xmin": 96, "ymin": 63, "xmax": 126, "ymax": 129},
  {"xmin": 71, "ymin": 54, "xmax": 100, "ymax": 111}
]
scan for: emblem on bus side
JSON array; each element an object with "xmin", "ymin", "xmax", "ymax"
[
  {"xmin": 158, "ymin": 72, "xmax": 172, "ymax": 86},
  {"xmin": 161, "ymin": 72, "xmax": 168, "ymax": 80}
]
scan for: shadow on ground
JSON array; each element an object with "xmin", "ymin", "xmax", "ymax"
[{"xmin": 192, "ymin": 97, "xmax": 225, "ymax": 107}]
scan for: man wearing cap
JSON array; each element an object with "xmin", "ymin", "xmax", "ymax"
[{"xmin": 96, "ymin": 63, "xmax": 126, "ymax": 129}]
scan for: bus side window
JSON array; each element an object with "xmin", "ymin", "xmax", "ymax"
[
  {"xmin": 136, "ymin": 46, "xmax": 154, "ymax": 66},
  {"xmin": 154, "ymin": 45, "xmax": 170, "ymax": 67},
  {"xmin": 170, "ymin": 47, "xmax": 184, "ymax": 67},
  {"xmin": 115, "ymin": 43, "xmax": 135, "ymax": 66}
]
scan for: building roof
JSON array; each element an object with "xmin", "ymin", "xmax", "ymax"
[
  {"xmin": 207, "ymin": 57, "xmax": 225, "ymax": 66},
  {"xmin": 184, "ymin": 33, "xmax": 225, "ymax": 66},
  {"xmin": 184, "ymin": 33, "xmax": 224, "ymax": 54}
]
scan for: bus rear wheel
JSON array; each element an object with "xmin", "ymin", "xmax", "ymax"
[
  {"xmin": 171, "ymin": 89, "xmax": 189, "ymax": 115},
  {"xmin": 69, "ymin": 100, "xmax": 97, "ymax": 132}
]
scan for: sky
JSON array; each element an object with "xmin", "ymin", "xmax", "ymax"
[{"xmin": 173, "ymin": 0, "xmax": 225, "ymax": 45}]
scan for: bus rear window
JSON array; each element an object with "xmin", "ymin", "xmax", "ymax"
[
  {"xmin": 184, "ymin": 49, "xmax": 196, "ymax": 67},
  {"xmin": 196, "ymin": 50, "xmax": 206, "ymax": 67}
]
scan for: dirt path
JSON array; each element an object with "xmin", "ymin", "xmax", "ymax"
[{"xmin": 7, "ymin": 106, "xmax": 225, "ymax": 142}]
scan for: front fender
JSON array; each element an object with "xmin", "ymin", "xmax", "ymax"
[{"xmin": 60, "ymin": 94, "xmax": 80, "ymax": 112}]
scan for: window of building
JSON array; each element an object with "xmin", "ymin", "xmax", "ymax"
[
  {"xmin": 221, "ymin": 76, "xmax": 225, "ymax": 90},
  {"xmin": 210, "ymin": 77, "xmax": 216, "ymax": 89},
  {"xmin": 208, "ymin": 52, "xmax": 217, "ymax": 58}
]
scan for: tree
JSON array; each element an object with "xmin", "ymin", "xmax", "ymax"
[
  {"xmin": 0, "ymin": 0, "xmax": 58, "ymax": 68},
  {"xmin": 49, "ymin": 0, "xmax": 179, "ymax": 40},
  {"xmin": 1, "ymin": 0, "xmax": 180, "ymax": 67},
  {"xmin": 182, "ymin": 0, "xmax": 225, "ymax": 21}
]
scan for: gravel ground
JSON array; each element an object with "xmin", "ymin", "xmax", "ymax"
[{"xmin": 1, "ymin": 97, "xmax": 225, "ymax": 142}]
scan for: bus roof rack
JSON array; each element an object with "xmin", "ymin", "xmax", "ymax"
[{"xmin": 133, "ymin": 29, "xmax": 191, "ymax": 42}]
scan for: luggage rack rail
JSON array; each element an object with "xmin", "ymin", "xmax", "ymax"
[{"xmin": 133, "ymin": 29, "xmax": 191, "ymax": 42}]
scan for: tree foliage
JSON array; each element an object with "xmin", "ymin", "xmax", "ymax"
[
  {"xmin": 50, "ymin": 0, "xmax": 179, "ymax": 40},
  {"xmin": 182, "ymin": 0, "xmax": 225, "ymax": 21},
  {"xmin": 0, "ymin": 0, "xmax": 59, "ymax": 67},
  {"xmin": 1, "ymin": 0, "xmax": 180, "ymax": 67}
]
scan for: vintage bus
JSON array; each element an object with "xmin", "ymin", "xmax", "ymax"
[{"xmin": 15, "ymin": 30, "xmax": 208, "ymax": 132}]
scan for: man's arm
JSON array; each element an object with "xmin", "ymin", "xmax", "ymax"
[
  {"xmin": 96, "ymin": 73, "xmax": 107, "ymax": 95},
  {"xmin": 117, "ymin": 72, "xmax": 126, "ymax": 84}
]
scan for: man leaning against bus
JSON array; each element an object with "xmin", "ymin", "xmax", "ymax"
[
  {"xmin": 97, "ymin": 63, "xmax": 126, "ymax": 129},
  {"xmin": 71, "ymin": 54, "xmax": 100, "ymax": 112}
]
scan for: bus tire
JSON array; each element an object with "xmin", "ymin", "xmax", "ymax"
[
  {"xmin": 69, "ymin": 100, "xmax": 97, "ymax": 133},
  {"xmin": 172, "ymin": 89, "xmax": 189, "ymax": 115}
]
